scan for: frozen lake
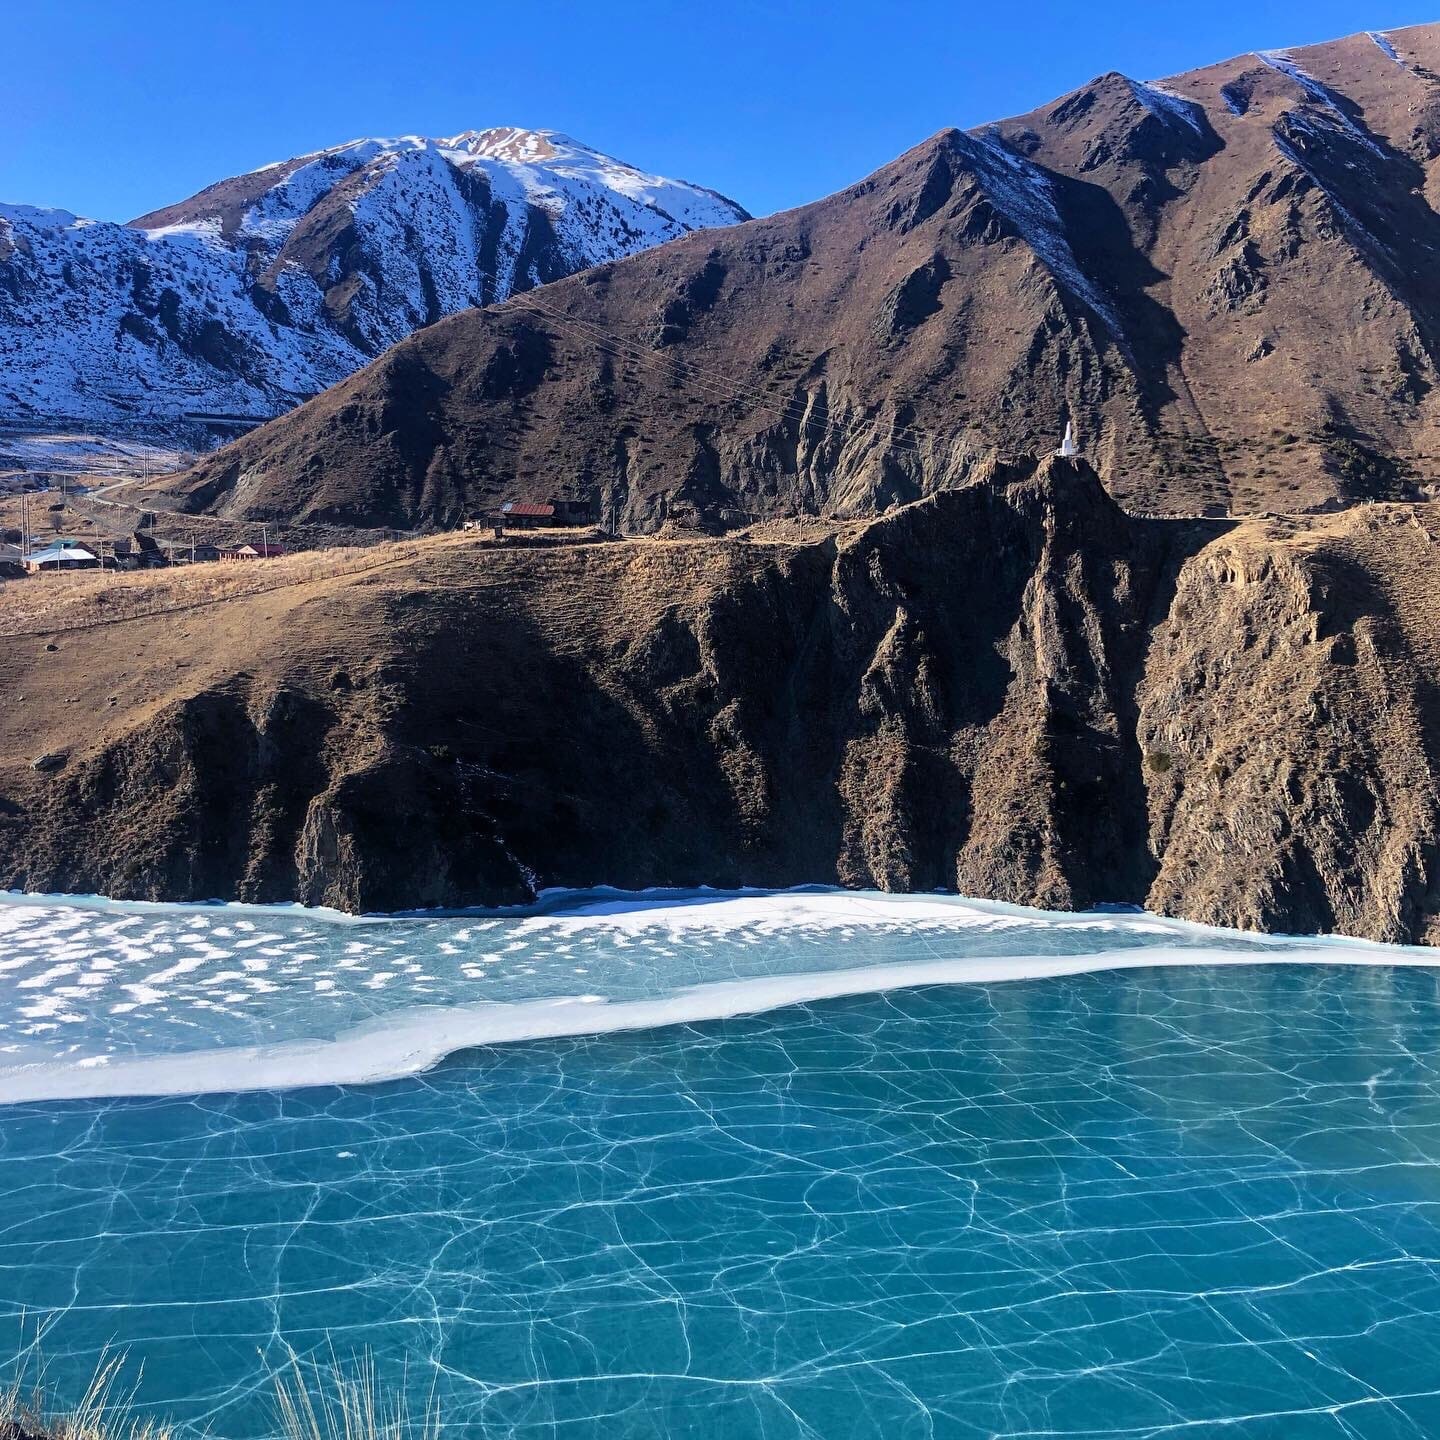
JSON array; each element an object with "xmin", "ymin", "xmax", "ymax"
[{"xmin": 1, "ymin": 889, "xmax": 1438, "ymax": 1436}]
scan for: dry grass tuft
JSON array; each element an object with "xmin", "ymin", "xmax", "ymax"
[
  {"xmin": 0, "ymin": 1335, "xmax": 435, "ymax": 1440},
  {"xmin": 274, "ymin": 1347, "xmax": 436, "ymax": 1440},
  {"xmin": 0, "ymin": 1346, "xmax": 176, "ymax": 1440}
]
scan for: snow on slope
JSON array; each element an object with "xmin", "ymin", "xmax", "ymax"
[
  {"xmin": 0, "ymin": 128, "xmax": 747, "ymax": 425},
  {"xmin": 963, "ymin": 129, "xmax": 1127, "ymax": 341},
  {"xmin": 1256, "ymin": 52, "xmax": 1388, "ymax": 157}
]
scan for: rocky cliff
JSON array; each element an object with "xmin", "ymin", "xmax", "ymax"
[
  {"xmin": 6, "ymin": 454, "xmax": 1440, "ymax": 943},
  {"xmin": 163, "ymin": 24, "xmax": 1440, "ymax": 531}
]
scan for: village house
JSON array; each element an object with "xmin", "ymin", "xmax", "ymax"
[
  {"xmin": 550, "ymin": 498, "xmax": 594, "ymax": 525},
  {"xmin": 159, "ymin": 541, "xmax": 223, "ymax": 564},
  {"xmin": 495, "ymin": 502, "xmax": 556, "ymax": 529},
  {"xmin": 24, "ymin": 541, "xmax": 99, "ymax": 574},
  {"xmin": 221, "ymin": 542, "xmax": 287, "ymax": 561},
  {"xmin": 113, "ymin": 532, "xmax": 172, "ymax": 568},
  {"xmin": 471, "ymin": 498, "xmax": 596, "ymax": 533}
]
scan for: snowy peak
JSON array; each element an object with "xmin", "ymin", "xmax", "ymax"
[
  {"xmin": 1, "ymin": 128, "xmax": 748, "ymax": 425},
  {"xmin": 164, "ymin": 23, "xmax": 1440, "ymax": 532},
  {"xmin": 445, "ymin": 127, "xmax": 566, "ymax": 162},
  {"xmin": 0, "ymin": 202, "xmax": 82, "ymax": 229},
  {"xmin": 143, "ymin": 128, "xmax": 748, "ymax": 245}
]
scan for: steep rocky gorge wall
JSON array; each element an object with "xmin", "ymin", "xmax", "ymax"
[
  {"xmin": 5, "ymin": 457, "xmax": 1440, "ymax": 943},
  {"xmin": 1139, "ymin": 509, "xmax": 1440, "ymax": 940}
]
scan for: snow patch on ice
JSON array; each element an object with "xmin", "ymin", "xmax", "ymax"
[
  {"xmin": 0, "ymin": 881, "xmax": 1431, "ymax": 1103},
  {"xmin": 0, "ymin": 937, "xmax": 1436, "ymax": 1104}
]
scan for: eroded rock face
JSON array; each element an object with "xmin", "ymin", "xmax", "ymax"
[
  {"xmin": 6, "ymin": 456, "xmax": 1440, "ymax": 942},
  {"xmin": 1138, "ymin": 513, "xmax": 1440, "ymax": 941}
]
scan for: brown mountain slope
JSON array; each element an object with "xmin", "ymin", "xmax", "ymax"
[
  {"xmin": 162, "ymin": 25, "xmax": 1440, "ymax": 532},
  {"xmin": 7, "ymin": 456, "xmax": 1440, "ymax": 943}
]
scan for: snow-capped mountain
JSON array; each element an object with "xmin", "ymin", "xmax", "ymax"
[{"xmin": 0, "ymin": 128, "xmax": 748, "ymax": 425}]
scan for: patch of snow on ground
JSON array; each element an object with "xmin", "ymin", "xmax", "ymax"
[
  {"xmin": 1219, "ymin": 85, "xmax": 1247, "ymax": 117},
  {"xmin": 1271, "ymin": 113, "xmax": 1392, "ymax": 256},
  {"xmin": 0, "ymin": 203, "xmax": 80, "ymax": 228},
  {"xmin": 0, "ymin": 431, "xmax": 189, "ymax": 478},
  {"xmin": 964, "ymin": 130, "xmax": 1126, "ymax": 343},
  {"xmin": 1368, "ymin": 31, "xmax": 1403, "ymax": 64},
  {"xmin": 1130, "ymin": 80, "xmax": 1206, "ymax": 134},
  {"xmin": 1258, "ymin": 51, "xmax": 1387, "ymax": 157}
]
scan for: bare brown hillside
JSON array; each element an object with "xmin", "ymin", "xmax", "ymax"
[
  {"xmin": 7, "ymin": 455, "xmax": 1440, "ymax": 943},
  {"xmin": 163, "ymin": 25, "xmax": 1440, "ymax": 532}
]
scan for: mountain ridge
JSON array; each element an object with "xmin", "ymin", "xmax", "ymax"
[
  {"xmin": 160, "ymin": 23, "xmax": 1440, "ymax": 528},
  {"xmin": 8, "ymin": 455, "xmax": 1440, "ymax": 944},
  {"xmin": 0, "ymin": 127, "xmax": 748, "ymax": 427}
]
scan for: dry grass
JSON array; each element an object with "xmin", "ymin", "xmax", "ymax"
[
  {"xmin": 0, "ymin": 515, "xmax": 834, "ymax": 642},
  {"xmin": 0, "ymin": 543, "xmax": 424, "ymax": 637},
  {"xmin": 0, "ymin": 1347, "xmax": 176, "ymax": 1440},
  {"xmin": 0, "ymin": 1338, "xmax": 434, "ymax": 1440},
  {"xmin": 274, "ymin": 1348, "xmax": 436, "ymax": 1440},
  {"xmin": 0, "ymin": 525, "xmax": 732, "ymax": 638}
]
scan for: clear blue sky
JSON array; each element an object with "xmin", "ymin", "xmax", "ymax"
[{"xmin": 6, "ymin": 0, "xmax": 1436, "ymax": 222}]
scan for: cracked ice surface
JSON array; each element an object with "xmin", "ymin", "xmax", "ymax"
[{"xmin": 2, "ymin": 893, "xmax": 1440, "ymax": 1435}]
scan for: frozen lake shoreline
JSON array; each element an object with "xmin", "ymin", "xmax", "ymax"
[{"xmin": 0, "ymin": 886, "xmax": 1434, "ymax": 1103}]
